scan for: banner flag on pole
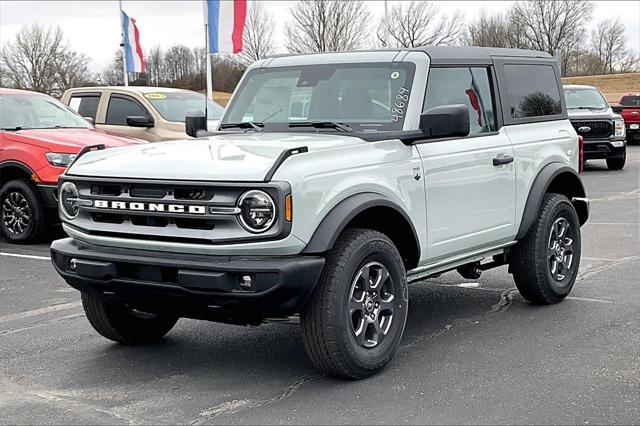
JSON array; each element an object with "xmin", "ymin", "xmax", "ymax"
[
  {"xmin": 122, "ymin": 11, "xmax": 145, "ymax": 73},
  {"xmin": 205, "ymin": 0, "xmax": 247, "ymax": 54}
]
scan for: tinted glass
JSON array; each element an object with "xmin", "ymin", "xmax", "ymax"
[
  {"xmin": 503, "ymin": 64, "xmax": 562, "ymax": 118},
  {"xmin": 563, "ymin": 88, "xmax": 608, "ymax": 110},
  {"xmin": 223, "ymin": 63, "xmax": 416, "ymax": 132},
  {"xmin": 620, "ymin": 95, "xmax": 640, "ymax": 106},
  {"xmin": 69, "ymin": 95, "xmax": 100, "ymax": 119},
  {"xmin": 424, "ymin": 67, "xmax": 497, "ymax": 135},
  {"xmin": 105, "ymin": 95, "xmax": 148, "ymax": 125},
  {"xmin": 144, "ymin": 92, "xmax": 223, "ymax": 122},
  {"xmin": 0, "ymin": 94, "xmax": 91, "ymax": 130}
]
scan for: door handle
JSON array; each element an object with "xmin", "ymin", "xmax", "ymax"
[{"xmin": 493, "ymin": 154, "xmax": 514, "ymax": 166}]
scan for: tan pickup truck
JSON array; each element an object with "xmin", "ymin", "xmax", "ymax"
[{"xmin": 62, "ymin": 86, "xmax": 223, "ymax": 142}]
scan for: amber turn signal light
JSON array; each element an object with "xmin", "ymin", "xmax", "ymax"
[{"xmin": 285, "ymin": 194, "xmax": 292, "ymax": 222}]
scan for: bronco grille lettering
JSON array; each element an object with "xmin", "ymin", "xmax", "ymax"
[{"xmin": 93, "ymin": 200, "xmax": 206, "ymax": 214}]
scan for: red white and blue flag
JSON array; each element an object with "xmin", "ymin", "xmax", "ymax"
[
  {"xmin": 122, "ymin": 11, "xmax": 144, "ymax": 73},
  {"xmin": 205, "ymin": 0, "xmax": 247, "ymax": 54}
]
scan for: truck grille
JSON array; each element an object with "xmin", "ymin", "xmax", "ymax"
[
  {"xmin": 571, "ymin": 121, "xmax": 612, "ymax": 139},
  {"xmin": 62, "ymin": 177, "xmax": 290, "ymax": 244}
]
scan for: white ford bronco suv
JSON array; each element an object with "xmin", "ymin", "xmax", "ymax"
[{"xmin": 51, "ymin": 47, "xmax": 589, "ymax": 379}]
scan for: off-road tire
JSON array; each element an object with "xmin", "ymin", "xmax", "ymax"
[
  {"xmin": 301, "ymin": 228, "xmax": 408, "ymax": 379},
  {"xmin": 81, "ymin": 292, "xmax": 178, "ymax": 344},
  {"xmin": 606, "ymin": 152, "xmax": 626, "ymax": 170},
  {"xmin": 0, "ymin": 179, "xmax": 46, "ymax": 243},
  {"xmin": 511, "ymin": 193, "xmax": 581, "ymax": 304}
]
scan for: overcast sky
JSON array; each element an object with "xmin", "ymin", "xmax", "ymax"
[{"xmin": 1, "ymin": 0, "xmax": 639, "ymax": 73}]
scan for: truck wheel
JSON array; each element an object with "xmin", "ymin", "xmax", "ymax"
[
  {"xmin": 0, "ymin": 179, "xmax": 46, "ymax": 243},
  {"xmin": 301, "ymin": 228, "xmax": 408, "ymax": 379},
  {"xmin": 606, "ymin": 152, "xmax": 626, "ymax": 170},
  {"xmin": 81, "ymin": 292, "xmax": 178, "ymax": 344},
  {"xmin": 510, "ymin": 193, "xmax": 581, "ymax": 304}
]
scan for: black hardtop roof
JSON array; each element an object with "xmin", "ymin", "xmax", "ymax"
[{"xmin": 414, "ymin": 45, "xmax": 553, "ymax": 64}]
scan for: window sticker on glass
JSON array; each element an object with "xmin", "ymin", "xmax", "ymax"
[
  {"xmin": 69, "ymin": 97, "xmax": 81, "ymax": 112},
  {"xmin": 144, "ymin": 93, "xmax": 167, "ymax": 100},
  {"xmin": 390, "ymin": 71, "xmax": 400, "ymax": 80},
  {"xmin": 391, "ymin": 87, "xmax": 409, "ymax": 121}
]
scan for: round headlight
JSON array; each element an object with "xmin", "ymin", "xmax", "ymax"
[
  {"xmin": 237, "ymin": 190, "xmax": 276, "ymax": 233},
  {"xmin": 59, "ymin": 182, "xmax": 79, "ymax": 219}
]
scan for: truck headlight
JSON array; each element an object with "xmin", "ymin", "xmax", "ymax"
[
  {"xmin": 46, "ymin": 152, "xmax": 77, "ymax": 167},
  {"xmin": 237, "ymin": 190, "xmax": 276, "ymax": 233},
  {"xmin": 59, "ymin": 182, "xmax": 80, "ymax": 219},
  {"xmin": 614, "ymin": 119, "xmax": 625, "ymax": 137}
]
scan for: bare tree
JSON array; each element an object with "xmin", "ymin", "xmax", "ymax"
[
  {"xmin": 465, "ymin": 11, "xmax": 529, "ymax": 49},
  {"xmin": 242, "ymin": 1, "xmax": 276, "ymax": 63},
  {"xmin": 1, "ymin": 24, "xmax": 93, "ymax": 95},
  {"xmin": 509, "ymin": 0, "xmax": 594, "ymax": 72},
  {"xmin": 377, "ymin": 1, "xmax": 464, "ymax": 48},
  {"xmin": 98, "ymin": 50, "xmax": 123, "ymax": 86},
  {"xmin": 146, "ymin": 46, "xmax": 165, "ymax": 86},
  {"xmin": 591, "ymin": 18, "xmax": 628, "ymax": 74},
  {"xmin": 285, "ymin": 0, "xmax": 371, "ymax": 53},
  {"xmin": 164, "ymin": 45, "xmax": 195, "ymax": 81}
]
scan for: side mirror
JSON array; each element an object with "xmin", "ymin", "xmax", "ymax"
[
  {"xmin": 83, "ymin": 116, "xmax": 95, "ymax": 125},
  {"xmin": 126, "ymin": 115, "xmax": 154, "ymax": 128},
  {"xmin": 185, "ymin": 109, "xmax": 207, "ymax": 138},
  {"xmin": 611, "ymin": 104, "xmax": 623, "ymax": 114},
  {"xmin": 419, "ymin": 104, "xmax": 470, "ymax": 139}
]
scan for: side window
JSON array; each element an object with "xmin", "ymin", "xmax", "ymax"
[
  {"xmin": 503, "ymin": 64, "xmax": 562, "ymax": 119},
  {"xmin": 69, "ymin": 95, "xmax": 100, "ymax": 120},
  {"xmin": 105, "ymin": 95, "xmax": 148, "ymax": 125},
  {"xmin": 424, "ymin": 67, "xmax": 497, "ymax": 136}
]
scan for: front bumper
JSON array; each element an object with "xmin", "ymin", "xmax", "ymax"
[
  {"xmin": 50, "ymin": 238, "xmax": 325, "ymax": 323},
  {"xmin": 583, "ymin": 139, "xmax": 626, "ymax": 160},
  {"xmin": 626, "ymin": 123, "xmax": 640, "ymax": 138}
]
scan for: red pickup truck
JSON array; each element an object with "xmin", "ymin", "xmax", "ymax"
[
  {"xmin": 0, "ymin": 88, "xmax": 145, "ymax": 243},
  {"xmin": 617, "ymin": 93, "xmax": 640, "ymax": 142}
]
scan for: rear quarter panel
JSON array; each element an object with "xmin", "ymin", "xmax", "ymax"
[{"xmin": 505, "ymin": 119, "xmax": 578, "ymax": 226}]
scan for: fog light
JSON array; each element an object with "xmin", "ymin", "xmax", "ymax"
[
  {"xmin": 69, "ymin": 258, "xmax": 77, "ymax": 270},
  {"xmin": 611, "ymin": 141, "xmax": 624, "ymax": 147},
  {"xmin": 239, "ymin": 275, "xmax": 252, "ymax": 290}
]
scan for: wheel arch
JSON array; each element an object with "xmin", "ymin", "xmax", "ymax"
[
  {"xmin": 302, "ymin": 193, "xmax": 421, "ymax": 270},
  {"xmin": 0, "ymin": 161, "xmax": 36, "ymax": 186},
  {"xmin": 516, "ymin": 162, "xmax": 588, "ymax": 240}
]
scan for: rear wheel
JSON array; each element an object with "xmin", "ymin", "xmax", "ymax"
[
  {"xmin": 301, "ymin": 229, "xmax": 408, "ymax": 379},
  {"xmin": 81, "ymin": 292, "xmax": 178, "ymax": 344},
  {"xmin": 510, "ymin": 193, "xmax": 581, "ymax": 304},
  {"xmin": 606, "ymin": 151, "xmax": 626, "ymax": 170},
  {"xmin": 0, "ymin": 179, "xmax": 46, "ymax": 243}
]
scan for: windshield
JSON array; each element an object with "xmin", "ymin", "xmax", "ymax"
[
  {"xmin": 222, "ymin": 62, "xmax": 416, "ymax": 132},
  {"xmin": 144, "ymin": 91, "xmax": 224, "ymax": 122},
  {"xmin": 620, "ymin": 95, "xmax": 640, "ymax": 106},
  {"xmin": 564, "ymin": 88, "xmax": 608, "ymax": 110},
  {"xmin": 0, "ymin": 94, "xmax": 92, "ymax": 130}
]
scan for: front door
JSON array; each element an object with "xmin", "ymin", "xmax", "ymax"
[{"xmin": 415, "ymin": 66, "xmax": 516, "ymax": 262}]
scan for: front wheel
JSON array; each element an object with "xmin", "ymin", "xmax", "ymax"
[
  {"xmin": 301, "ymin": 229, "xmax": 408, "ymax": 379},
  {"xmin": 81, "ymin": 292, "xmax": 178, "ymax": 344},
  {"xmin": 606, "ymin": 152, "xmax": 626, "ymax": 170},
  {"xmin": 0, "ymin": 179, "xmax": 46, "ymax": 243},
  {"xmin": 510, "ymin": 193, "xmax": 581, "ymax": 304}
]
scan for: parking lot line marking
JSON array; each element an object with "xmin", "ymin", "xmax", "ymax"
[
  {"xmin": 566, "ymin": 296, "xmax": 613, "ymax": 304},
  {"xmin": 0, "ymin": 252, "xmax": 50, "ymax": 261},
  {"xmin": 0, "ymin": 301, "xmax": 82, "ymax": 324}
]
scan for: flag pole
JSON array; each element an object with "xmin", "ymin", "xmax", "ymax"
[
  {"xmin": 204, "ymin": 0, "xmax": 211, "ymax": 124},
  {"xmin": 119, "ymin": 0, "xmax": 129, "ymax": 86}
]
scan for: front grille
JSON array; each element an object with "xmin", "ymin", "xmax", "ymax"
[
  {"xmin": 571, "ymin": 121, "xmax": 612, "ymax": 139},
  {"xmin": 62, "ymin": 177, "xmax": 290, "ymax": 245}
]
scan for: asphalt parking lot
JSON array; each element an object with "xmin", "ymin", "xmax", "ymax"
[{"xmin": 1, "ymin": 147, "xmax": 639, "ymax": 425}]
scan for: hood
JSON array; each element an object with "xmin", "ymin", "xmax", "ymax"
[
  {"xmin": 567, "ymin": 107, "xmax": 615, "ymax": 120},
  {"xmin": 67, "ymin": 132, "xmax": 366, "ymax": 181},
  {"xmin": 3, "ymin": 128, "xmax": 145, "ymax": 152}
]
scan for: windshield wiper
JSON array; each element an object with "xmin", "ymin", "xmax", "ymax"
[
  {"xmin": 1, "ymin": 126, "xmax": 25, "ymax": 131},
  {"xmin": 288, "ymin": 121, "xmax": 353, "ymax": 133},
  {"xmin": 219, "ymin": 121, "xmax": 264, "ymax": 132},
  {"xmin": 571, "ymin": 106, "xmax": 605, "ymax": 110}
]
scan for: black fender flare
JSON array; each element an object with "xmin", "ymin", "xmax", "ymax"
[
  {"xmin": 302, "ymin": 192, "xmax": 421, "ymax": 261},
  {"xmin": 516, "ymin": 162, "xmax": 588, "ymax": 240},
  {"xmin": 0, "ymin": 160, "xmax": 36, "ymax": 184}
]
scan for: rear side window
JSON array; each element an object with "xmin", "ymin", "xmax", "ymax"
[
  {"xmin": 424, "ymin": 67, "xmax": 498, "ymax": 136},
  {"xmin": 620, "ymin": 96, "xmax": 640, "ymax": 106},
  {"xmin": 105, "ymin": 95, "xmax": 148, "ymax": 125},
  {"xmin": 503, "ymin": 64, "xmax": 562, "ymax": 119},
  {"xmin": 69, "ymin": 94, "xmax": 100, "ymax": 120}
]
